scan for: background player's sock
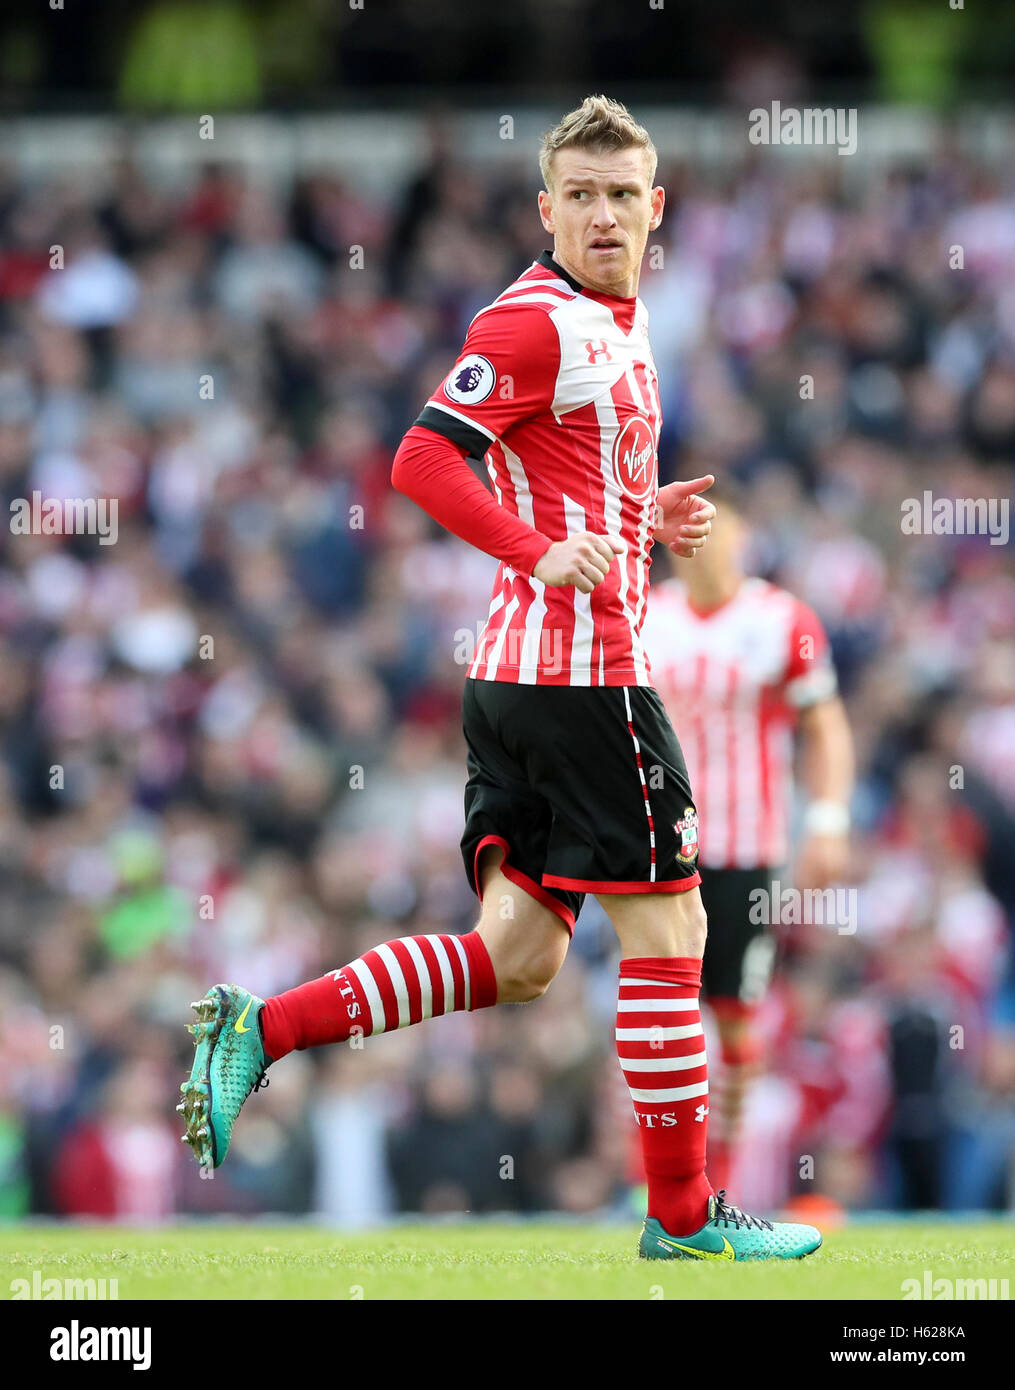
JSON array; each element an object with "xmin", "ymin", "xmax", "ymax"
[
  {"xmin": 617, "ymin": 956, "xmax": 713, "ymax": 1236},
  {"xmin": 261, "ymin": 930, "xmax": 497, "ymax": 1059},
  {"xmin": 707, "ymin": 998, "xmax": 762, "ymax": 1193}
]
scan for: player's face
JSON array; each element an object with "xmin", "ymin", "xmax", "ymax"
[{"xmin": 538, "ymin": 146, "xmax": 664, "ymax": 297}]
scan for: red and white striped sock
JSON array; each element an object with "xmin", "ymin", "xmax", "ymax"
[
  {"xmin": 260, "ymin": 930, "xmax": 498, "ymax": 1060},
  {"xmin": 617, "ymin": 955, "xmax": 713, "ymax": 1237}
]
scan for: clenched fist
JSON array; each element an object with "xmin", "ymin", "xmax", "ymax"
[{"xmin": 533, "ymin": 532, "xmax": 627, "ymax": 594}]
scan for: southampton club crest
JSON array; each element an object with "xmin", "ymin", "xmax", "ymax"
[
  {"xmin": 443, "ymin": 353, "xmax": 497, "ymax": 405},
  {"xmin": 674, "ymin": 806, "xmax": 699, "ymax": 862}
]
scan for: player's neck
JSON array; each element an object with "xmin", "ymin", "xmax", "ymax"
[
  {"xmin": 683, "ymin": 570, "xmax": 743, "ymax": 615},
  {"xmin": 550, "ymin": 246, "xmax": 638, "ymax": 300}
]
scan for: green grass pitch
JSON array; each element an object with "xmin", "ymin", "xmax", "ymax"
[{"xmin": 1, "ymin": 1222, "xmax": 1012, "ymax": 1300}]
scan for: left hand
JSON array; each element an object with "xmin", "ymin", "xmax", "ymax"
[
  {"xmin": 654, "ymin": 474, "xmax": 716, "ymax": 557},
  {"xmin": 794, "ymin": 833, "xmax": 850, "ymax": 892}
]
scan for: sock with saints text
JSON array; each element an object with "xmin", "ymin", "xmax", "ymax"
[
  {"xmin": 617, "ymin": 956, "xmax": 713, "ymax": 1237},
  {"xmin": 260, "ymin": 930, "xmax": 497, "ymax": 1060}
]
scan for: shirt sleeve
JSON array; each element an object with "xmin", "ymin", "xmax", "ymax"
[
  {"xmin": 784, "ymin": 598, "xmax": 838, "ymax": 708},
  {"xmin": 390, "ymin": 425, "xmax": 552, "ymax": 577},
  {"xmin": 413, "ymin": 302, "xmax": 562, "ymax": 455}
]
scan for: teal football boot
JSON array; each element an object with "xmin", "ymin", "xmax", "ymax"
[
  {"xmin": 178, "ymin": 984, "xmax": 272, "ymax": 1170},
  {"xmin": 639, "ymin": 1190, "xmax": 822, "ymax": 1262}
]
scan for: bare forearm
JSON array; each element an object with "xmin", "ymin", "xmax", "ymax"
[
  {"xmin": 799, "ymin": 697, "xmax": 854, "ymax": 805},
  {"xmin": 794, "ymin": 697, "xmax": 854, "ymax": 886}
]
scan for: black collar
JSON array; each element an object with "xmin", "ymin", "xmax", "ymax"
[{"xmin": 537, "ymin": 249, "xmax": 585, "ymax": 293}]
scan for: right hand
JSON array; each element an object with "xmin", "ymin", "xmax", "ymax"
[{"xmin": 532, "ymin": 533, "xmax": 626, "ymax": 594}]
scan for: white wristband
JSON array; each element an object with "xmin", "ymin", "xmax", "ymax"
[{"xmin": 804, "ymin": 800, "xmax": 850, "ymax": 836}]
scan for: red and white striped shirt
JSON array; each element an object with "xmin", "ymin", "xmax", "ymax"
[
  {"xmin": 415, "ymin": 252, "xmax": 662, "ymax": 686},
  {"xmin": 641, "ymin": 577, "xmax": 837, "ymax": 869}
]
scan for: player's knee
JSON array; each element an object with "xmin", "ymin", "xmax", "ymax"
[
  {"xmin": 679, "ymin": 896, "xmax": 708, "ymax": 957},
  {"xmin": 503, "ymin": 976, "xmax": 549, "ymax": 1003},
  {"xmin": 495, "ymin": 952, "xmax": 561, "ymax": 1003}
]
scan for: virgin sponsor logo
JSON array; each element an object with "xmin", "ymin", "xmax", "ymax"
[{"xmin": 612, "ymin": 415, "xmax": 656, "ymax": 501}]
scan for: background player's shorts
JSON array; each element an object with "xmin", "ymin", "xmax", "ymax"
[
  {"xmin": 461, "ymin": 678, "xmax": 701, "ymax": 934},
  {"xmin": 699, "ymin": 866, "xmax": 782, "ymax": 1006}
]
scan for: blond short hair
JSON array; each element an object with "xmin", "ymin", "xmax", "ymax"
[{"xmin": 539, "ymin": 95, "xmax": 658, "ymax": 190}]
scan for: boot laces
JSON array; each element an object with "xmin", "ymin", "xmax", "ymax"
[{"xmin": 712, "ymin": 1189, "xmax": 773, "ymax": 1233}]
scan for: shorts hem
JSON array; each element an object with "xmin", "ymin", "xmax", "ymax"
[
  {"xmin": 473, "ymin": 834, "xmax": 576, "ymax": 935},
  {"xmin": 542, "ymin": 870, "xmax": 702, "ymax": 894}
]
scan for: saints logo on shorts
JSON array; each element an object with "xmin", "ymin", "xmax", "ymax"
[{"xmin": 675, "ymin": 807, "xmax": 699, "ymax": 862}]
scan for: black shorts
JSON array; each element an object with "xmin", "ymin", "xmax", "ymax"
[
  {"xmin": 461, "ymin": 678, "xmax": 701, "ymax": 934},
  {"xmin": 698, "ymin": 866, "xmax": 781, "ymax": 1007}
]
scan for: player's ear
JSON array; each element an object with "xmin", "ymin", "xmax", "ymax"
[
  {"xmin": 537, "ymin": 188, "xmax": 555, "ymax": 234},
  {"xmin": 649, "ymin": 186, "xmax": 665, "ymax": 231}
]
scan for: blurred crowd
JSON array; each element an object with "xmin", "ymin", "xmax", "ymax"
[{"xmin": 1, "ymin": 123, "xmax": 1013, "ymax": 1224}]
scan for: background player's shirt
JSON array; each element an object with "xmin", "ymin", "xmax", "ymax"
[
  {"xmin": 641, "ymin": 577, "xmax": 837, "ymax": 869},
  {"xmin": 415, "ymin": 251, "xmax": 661, "ymax": 686}
]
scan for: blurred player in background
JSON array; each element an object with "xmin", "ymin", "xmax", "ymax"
[
  {"xmin": 180, "ymin": 96, "xmax": 826, "ymax": 1262},
  {"xmin": 641, "ymin": 481, "xmax": 855, "ymax": 1193}
]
